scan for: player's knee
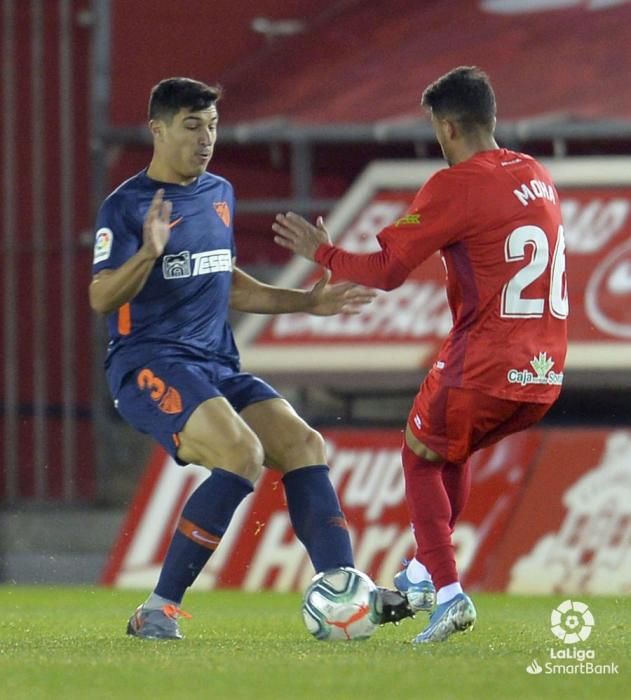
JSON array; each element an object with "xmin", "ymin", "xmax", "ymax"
[
  {"xmin": 191, "ymin": 432, "xmax": 264, "ymax": 482},
  {"xmin": 223, "ymin": 435, "xmax": 264, "ymax": 482},
  {"xmin": 303, "ymin": 427, "xmax": 327, "ymax": 461},
  {"xmin": 280, "ymin": 426, "xmax": 327, "ymax": 469}
]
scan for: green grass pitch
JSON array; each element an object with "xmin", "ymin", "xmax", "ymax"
[{"xmin": 0, "ymin": 587, "xmax": 627, "ymax": 700}]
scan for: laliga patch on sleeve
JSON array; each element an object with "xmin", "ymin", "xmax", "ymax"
[{"xmin": 93, "ymin": 227, "xmax": 113, "ymax": 263}]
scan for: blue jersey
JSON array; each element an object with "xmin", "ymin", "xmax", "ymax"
[{"xmin": 92, "ymin": 169, "xmax": 239, "ymax": 395}]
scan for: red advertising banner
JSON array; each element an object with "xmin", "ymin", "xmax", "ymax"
[
  {"xmin": 259, "ymin": 188, "xmax": 631, "ymax": 346},
  {"xmin": 103, "ymin": 427, "xmax": 631, "ymax": 595},
  {"xmin": 260, "ymin": 193, "xmax": 451, "ymax": 346},
  {"xmin": 487, "ymin": 430, "xmax": 631, "ymax": 594},
  {"xmin": 236, "ymin": 161, "xmax": 631, "ymax": 377}
]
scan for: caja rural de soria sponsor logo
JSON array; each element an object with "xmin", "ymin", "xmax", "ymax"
[{"xmin": 507, "ymin": 352, "xmax": 564, "ymax": 387}]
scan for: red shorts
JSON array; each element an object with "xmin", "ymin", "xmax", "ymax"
[{"xmin": 408, "ymin": 370, "xmax": 553, "ymax": 464}]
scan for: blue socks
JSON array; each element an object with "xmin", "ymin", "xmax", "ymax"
[
  {"xmin": 155, "ymin": 468, "xmax": 253, "ymax": 603},
  {"xmin": 155, "ymin": 464, "xmax": 352, "ymax": 603},
  {"xmin": 282, "ymin": 465, "xmax": 354, "ymax": 572}
]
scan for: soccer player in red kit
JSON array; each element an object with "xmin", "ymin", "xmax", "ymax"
[{"xmin": 273, "ymin": 66, "xmax": 568, "ymax": 644}]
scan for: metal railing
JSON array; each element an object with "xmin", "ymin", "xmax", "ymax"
[
  {"xmin": 1, "ymin": 0, "xmax": 83, "ymax": 503},
  {"xmin": 96, "ymin": 116, "xmax": 631, "ymax": 216}
]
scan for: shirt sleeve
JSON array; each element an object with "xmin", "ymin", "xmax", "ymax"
[
  {"xmin": 92, "ymin": 193, "xmax": 141, "ymax": 275},
  {"xmin": 314, "ymin": 243, "xmax": 411, "ymax": 291},
  {"xmin": 376, "ymin": 170, "xmax": 465, "ymax": 269}
]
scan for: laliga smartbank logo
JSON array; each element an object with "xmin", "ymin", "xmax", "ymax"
[
  {"xmin": 550, "ymin": 599, "xmax": 594, "ymax": 644},
  {"xmin": 526, "ymin": 600, "xmax": 619, "ymax": 676}
]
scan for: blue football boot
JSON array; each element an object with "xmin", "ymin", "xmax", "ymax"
[
  {"xmin": 393, "ymin": 563, "xmax": 436, "ymax": 613},
  {"xmin": 413, "ymin": 593, "xmax": 476, "ymax": 644}
]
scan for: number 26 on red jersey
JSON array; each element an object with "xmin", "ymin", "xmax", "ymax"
[{"xmin": 501, "ymin": 224, "xmax": 568, "ymax": 320}]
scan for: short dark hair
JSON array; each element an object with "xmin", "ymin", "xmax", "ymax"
[
  {"xmin": 148, "ymin": 77, "xmax": 222, "ymax": 121},
  {"xmin": 421, "ymin": 66, "xmax": 496, "ymax": 133}
]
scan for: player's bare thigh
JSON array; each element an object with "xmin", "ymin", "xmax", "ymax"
[
  {"xmin": 176, "ymin": 396, "xmax": 264, "ymax": 482},
  {"xmin": 240, "ymin": 398, "xmax": 326, "ymax": 474},
  {"xmin": 405, "ymin": 424, "xmax": 444, "ymax": 462}
]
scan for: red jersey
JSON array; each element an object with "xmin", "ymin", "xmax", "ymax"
[{"xmin": 317, "ymin": 148, "xmax": 568, "ymax": 403}]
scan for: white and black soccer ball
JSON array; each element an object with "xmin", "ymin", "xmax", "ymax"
[{"xmin": 301, "ymin": 566, "xmax": 383, "ymax": 641}]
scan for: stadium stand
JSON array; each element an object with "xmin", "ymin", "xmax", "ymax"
[
  {"xmin": 107, "ymin": 0, "xmax": 631, "ymax": 265},
  {"xmin": 1, "ymin": 0, "xmax": 630, "ymax": 590}
]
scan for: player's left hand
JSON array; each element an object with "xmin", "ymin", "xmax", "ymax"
[
  {"xmin": 273, "ymin": 213, "xmax": 331, "ymax": 261},
  {"xmin": 307, "ymin": 269, "xmax": 376, "ymax": 316}
]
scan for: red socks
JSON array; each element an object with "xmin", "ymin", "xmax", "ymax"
[
  {"xmin": 442, "ymin": 459, "xmax": 471, "ymax": 531},
  {"xmin": 401, "ymin": 443, "xmax": 470, "ymax": 589}
]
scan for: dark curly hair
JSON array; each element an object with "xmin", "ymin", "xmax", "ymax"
[
  {"xmin": 148, "ymin": 77, "xmax": 222, "ymax": 121},
  {"xmin": 421, "ymin": 66, "xmax": 496, "ymax": 133}
]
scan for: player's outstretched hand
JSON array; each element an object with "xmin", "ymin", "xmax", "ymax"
[
  {"xmin": 142, "ymin": 188, "xmax": 173, "ymax": 260},
  {"xmin": 273, "ymin": 213, "xmax": 331, "ymax": 261},
  {"xmin": 307, "ymin": 269, "xmax": 376, "ymax": 316}
]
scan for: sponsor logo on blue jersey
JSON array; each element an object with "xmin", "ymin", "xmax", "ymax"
[
  {"xmin": 162, "ymin": 248, "xmax": 232, "ymax": 279},
  {"xmin": 163, "ymin": 252, "xmax": 192, "ymax": 278}
]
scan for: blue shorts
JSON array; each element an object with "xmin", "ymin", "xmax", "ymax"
[{"xmin": 113, "ymin": 358, "xmax": 281, "ymax": 463}]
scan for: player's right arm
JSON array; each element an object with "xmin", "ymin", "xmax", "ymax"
[
  {"xmin": 89, "ymin": 189, "xmax": 172, "ymax": 315},
  {"xmin": 273, "ymin": 171, "xmax": 462, "ymax": 289}
]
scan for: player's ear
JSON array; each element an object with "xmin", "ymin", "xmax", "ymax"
[
  {"xmin": 445, "ymin": 119, "xmax": 458, "ymax": 141},
  {"xmin": 149, "ymin": 119, "xmax": 165, "ymax": 142}
]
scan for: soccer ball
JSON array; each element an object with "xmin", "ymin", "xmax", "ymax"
[{"xmin": 301, "ymin": 567, "xmax": 383, "ymax": 641}]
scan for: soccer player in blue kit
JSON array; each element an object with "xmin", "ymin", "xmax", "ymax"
[{"xmin": 90, "ymin": 77, "xmax": 411, "ymax": 639}]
